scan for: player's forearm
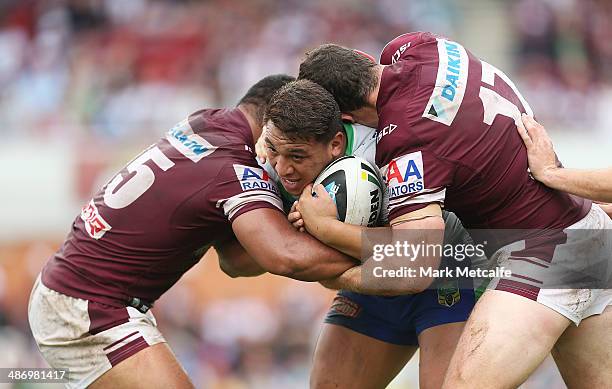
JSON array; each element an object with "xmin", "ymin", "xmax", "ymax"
[
  {"xmin": 319, "ymin": 218, "xmax": 446, "ymax": 295},
  {"xmin": 233, "ymin": 208, "xmax": 356, "ymax": 281},
  {"xmin": 278, "ymin": 231, "xmax": 358, "ymax": 281},
  {"xmin": 215, "ymin": 240, "xmax": 266, "ymax": 278},
  {"xmin": 539, "ymin": 167, "xmax": 612, "ymax": 202},
  {"xmin": 314, "ymin": 219, "xmax": 365, "ymax": 259},
  {"xmin": 312, "ymin": 219, "xmax": 393, "ymax": 261},
  {"xmin": 380, "ymin": 216, "xmax": 446, "ymax": 293},
  {"xmin": 320, "ymin": 264, "xmax": 425, "ymax": 295},
  {"xmin": 319, "ymin": 266, "xmax": 384, "ymax": 294},
  {"xmin": 246, "ymin": 227, "xmax": 357, "ymax": 281}
]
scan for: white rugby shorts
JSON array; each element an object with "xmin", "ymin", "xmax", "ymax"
[
  {"xmin": 28, "ymin": 276, "xmax": 166, "ymax": 388},
  {"xmin": 488, "ymin": 204, "xmax": 612, "ymax": 325}
]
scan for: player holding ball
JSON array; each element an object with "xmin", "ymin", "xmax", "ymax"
[
  {"xmin": 260, "ymin": 79, "xmax": 481, "ymax": 389},
  {"xmin": 298, "ymin": 32, "xmax": 612, "ymax": 388}
]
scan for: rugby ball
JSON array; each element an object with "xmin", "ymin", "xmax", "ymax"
[{"xmin": 313, "ymin": 156, "xmax": 383, "ymax": 227}]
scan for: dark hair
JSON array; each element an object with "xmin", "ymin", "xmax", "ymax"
[
  {"xmin": 298, "ymin": 44, "xmax": 377, "ymax": 112},
  {"xmin": 264, "ymin": 79, "xmax": 343, "ymax": 143},
  {"xmin": 238, "ymin": 74, "xmax": 296, "ymax": 125}
]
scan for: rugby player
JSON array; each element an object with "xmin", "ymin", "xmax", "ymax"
[
  {"xmin": 297, "ymin": 32, "xmax": 612, "ymax": 388},
  {"xmin": 27, "ymin": 74, "xmax": 358, "ymax": 388},
  {"xmin": 518, "ymin": 114, "xmax": 612, "ymax": 216},
  {"xmin": 261, "ymin": 79, "xmax": 478, "ymax": 389}
]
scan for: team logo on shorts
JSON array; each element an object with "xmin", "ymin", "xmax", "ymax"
[
  {"xmin": 233, "ymin": 165, "xmax": 280, "ymax": 195},
  {"xmin": 437, "ymin": 280, "xmax": 461, "ymax": 307},
  {"xmin": 329, "ymin": 296, "xmax": 361, "ymax": 318}
]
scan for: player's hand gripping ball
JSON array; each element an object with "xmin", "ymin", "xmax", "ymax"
[{"xmin": 312, "ymin": 156, "xmax": 383, "ymax": 227}]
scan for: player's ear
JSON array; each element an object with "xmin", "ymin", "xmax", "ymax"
[
  {"xmin": 330, "ymin": 131, "xmax": 345, "ymax": 158},
  {"xmin": 341, "ymin": 113, "xmax": 355, "ymax": 123}
]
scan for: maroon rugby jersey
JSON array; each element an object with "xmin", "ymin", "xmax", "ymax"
[
  {"xmin": 376, "ymin": 33, "xmax": 589, "ymax": 240},
  {"xmin": 42, "ymin": 108, "xmax": 282, "ymax": 307}
]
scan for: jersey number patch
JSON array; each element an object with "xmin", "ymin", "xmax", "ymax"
[
  {"xmin": 104, "ymin": 146, "xmax": 175, "ymax": 209},
  {"xmin": 479, "ymin": 61, "xmax": 533, "ymax": 128}
]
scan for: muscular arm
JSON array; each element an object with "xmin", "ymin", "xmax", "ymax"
[
  {"xmin": 214, "ymin": 238, "xmax": 266, "ymax": 278},
  {"xmin": 297, "ymin": 184, "xmax": 445, "ymax": 294},
  {"xmin": 518, "ymin": 115, "xmax": 612, "ymax": 202},
  {"xmin": 232, "ymin": 207, "xmax": 357, "ymax": 281},
  {"xmin": 319, "ymin": 267, "xmax": 399, "ymax": 296},
  {"xmin": 533, "ymin": 168, "xmax": 612, "ymax": 203},
  {"xmin": 318, "ymin": 214, "xmax": 445, "ymax": 295}
]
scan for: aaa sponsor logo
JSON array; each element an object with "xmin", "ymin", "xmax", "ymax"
[
  {"xmin": 81, "ymin": 200, "xmax": 111, "ymax": 239},
  {"xmin": 233, "ymin": 165, "xmax": 280, "ymax": 194},
  {"xmin": 382, "ymin": 151, "xmax": 425, "ymax": 199}
]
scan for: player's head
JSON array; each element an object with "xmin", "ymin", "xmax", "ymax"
[
  {"xmin": 298, "ymin": 44, "xmax": 378, "ymax": 114},
  {"xmin": 238, "ymin": 74, "xmax": 295, "ymax": 126},
  {"xmin": 264, "ymin": 79, "xmax": 345, "ymax": 195}
]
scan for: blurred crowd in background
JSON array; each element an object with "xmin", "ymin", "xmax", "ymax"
[
  {"xmin": 0, "ymin": 0, "xmax": 607, "ymax": 387},
  {"xmin": 513, "ymin": 0, "xmax": 612, "ymax": 131},
  {"xmin": 0, "ymin": 0, "xmax": 445, "ymax": 143},
  {"xmin": 1, "ymin": 0, "xmax": 611, "ymax": 143}
]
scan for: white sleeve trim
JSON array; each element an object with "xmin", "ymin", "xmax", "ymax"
[
  {"xmin": 388, "ymin": 188, "xmax": 446, "ymax": 209},
  {"xmin": 216, "ymin": 190, "xmax": 283, "ymax": 220}
]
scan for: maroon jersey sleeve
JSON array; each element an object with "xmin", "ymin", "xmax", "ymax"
[
  {"xmin": 211, "ymin": 160, "xmax": 283, "ymax": 223},
  {"xmin": 185, "ymin": 108, "xmax": 283, "ymax": 223},
  {"xmin": 379, "ymin": 149, "xmax": 454, "ymax": 221}
]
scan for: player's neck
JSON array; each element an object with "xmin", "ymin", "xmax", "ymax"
[
  {"xmin": 346, "ymin": 66, "xmax": 383, "ymax": 128},
  {"xmin": 237, "ymin": 104, "xmax": 262, "ymax": 143},
  {"xmin": 349, "ymin": 106, "xmax": 379, "ymax": 128}
]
